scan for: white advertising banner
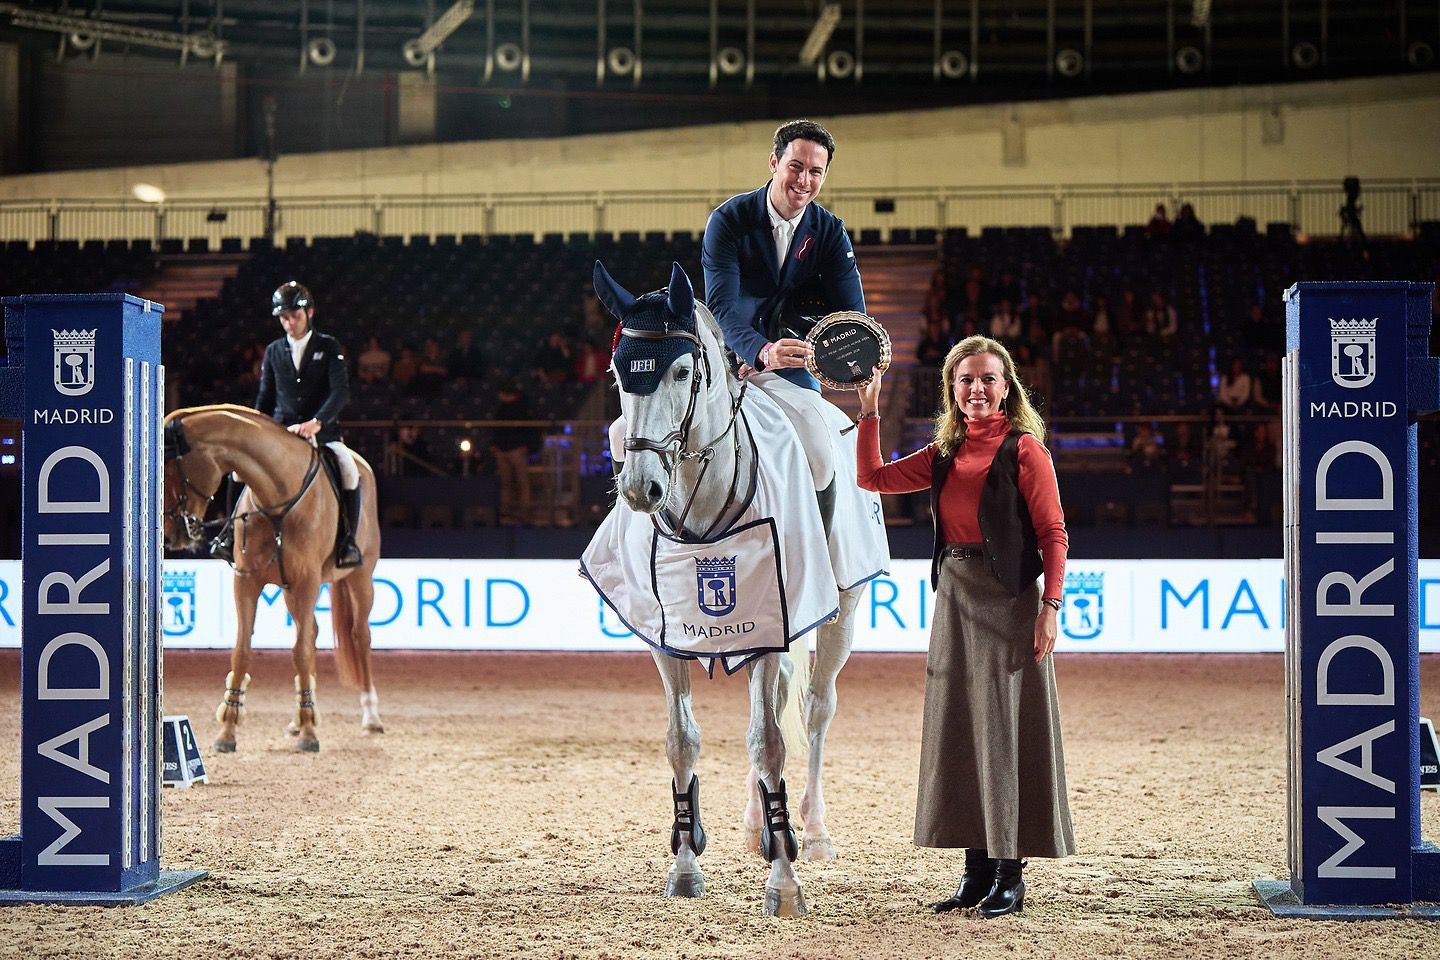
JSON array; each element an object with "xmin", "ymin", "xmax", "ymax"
[{"xmin": 1, "ymin": 558, "xmax": 1438, "ymax": 653}]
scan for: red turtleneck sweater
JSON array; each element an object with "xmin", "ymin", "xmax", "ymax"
[{"xmin": 857, "ymin": 413, "xmax": 1068, "ymax": 600}]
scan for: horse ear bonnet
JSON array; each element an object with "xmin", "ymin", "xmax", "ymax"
[{"xmin": 595, "ymin": 260, "xmax": 699, "ymax": 396}]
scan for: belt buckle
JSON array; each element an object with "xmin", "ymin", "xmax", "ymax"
[{"xmin": 947, "ymin": 545, "xmax": 975, "ymax": 560}]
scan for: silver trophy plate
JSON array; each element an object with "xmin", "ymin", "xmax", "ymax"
[{"xmin": 805, "ymin": 311, "xmax": 891, "ymax": 391}]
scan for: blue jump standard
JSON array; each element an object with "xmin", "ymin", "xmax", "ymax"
[{"xmin": 0, "ymin": 870, "xmax": 208, "ymax": 906}]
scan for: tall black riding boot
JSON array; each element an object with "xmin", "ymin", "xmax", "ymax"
[
  {"xmin": 337, "ymin": 487, "xmax": 363, "ymax": 568},
  {"xmin": 976, "ymin": 858, "xmax": 1026, "ymax": 918},
  {"xmin": 931, "ymin": 847, "xmax": 994, "ymax": 913}
]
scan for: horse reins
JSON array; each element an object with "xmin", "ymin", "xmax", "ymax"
[
  {"xmin": 164, "ymin": 416, "xmax": 324, "ymax": 587},
  {"xmin": 618, "ymin": 324, "xmax": 753, "ymax": 541}
]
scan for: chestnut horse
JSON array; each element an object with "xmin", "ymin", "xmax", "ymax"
[{"xmin": 162, "ymin": 404, "xmax": 383, "ymax": 752}]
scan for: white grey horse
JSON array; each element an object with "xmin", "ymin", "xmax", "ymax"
[{"xmin": 585, "ymin": 260, "xmax": 871, "ymax": 917}]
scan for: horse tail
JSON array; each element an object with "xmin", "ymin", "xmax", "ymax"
[
  {"xmin": 779, "ymin": 631, "xmax": 811, "ymax": 760},
  {"xmin": 330, "ymin": 576, "xmax": 363, "ymax": 690}
]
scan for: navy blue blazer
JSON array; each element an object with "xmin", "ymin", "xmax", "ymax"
[
  {"xmin": 255, "ymin": 330, "xmax": 350, "ymax": 444},
  {"xmin": 702, "ymin": 184, "xmax": 865, "ymax": 390}
]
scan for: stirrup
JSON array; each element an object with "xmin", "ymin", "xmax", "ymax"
[
  {"xmin": 669, "ymin": 774, "xmax": 707, "ymax": 856},
  {"xmin": 336, "ymin": 540, "xmax": 362, "ymax": 568},
  {"xmin": 210, "ymin": 531, "xmax": 235, "ymax": 563},
  {"xmin": 757, "ymin": 777, "xmax": 798, "ymax": 863}
]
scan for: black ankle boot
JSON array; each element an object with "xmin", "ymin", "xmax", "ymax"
[
  {"xmin": 976, "ymin": 858, "xmax": 1025, "ymax": 918},
  {"xmin": 931, "ymin": 847, "xmax": 994, "ymax": 913},
  {"xmin": 337, "ymin": 488, "xmax": 363, "ymax": 568}
]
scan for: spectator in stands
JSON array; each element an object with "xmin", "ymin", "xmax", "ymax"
[
  {"xmin": 924, "ymin": 267, "xmax": 949, "ymax": 325},
  {"xmin": 532, "ymin": 331, "xmax": 573, "ymax": 384},
  {"xmin": 236, "ymin": 342, "xmax": 266, "ymax": 389},
  {"xmin": 1251, "ymin": 352, "xmax": 1282, "ymax": 413},
  {"xmin": 1166, "ymin": 419, "xmax": 1202, "ymax": 482},
  {"xmin": 1240, "ymin": 421, "xmax": 1280, "ymax": 522},
  {"xmin": 1053, "ymin": 289, "xmax": 1091, "ymax": 357},
  {"xmin": 1242, "ymin": 301, "xmax": 1281, "ymax": 352},
  {"xmin": 1113, "ymin": 287, "xmax": 1141, "ymax": 341},
  {"xmin": 1205, "ymin": 406, "xmax": 1237, "ymax": 477},
  {"xmin": 356, "ymin": 336, "xmax": 392, "ymax": 384},
  {"xmin": 581, "ymin": 287, "xmax": 608, "ymax": 341},
  {"xmin": 950, "ymin": 276, "xmax": 986, "ymax": 341},
  {"xmin": 988, "ymin": 298, "xmax": 1023, "ymax": 342},
  {"xmin": 1090, "ymin": 294, "xmax": 1112, "ymax": 338},
  {"xmin": 988, "ymin": 268, "xmax": 1021, "ymax": 318},
  {"xmin": 1129, "ymin": 422, "xmax": 1164, "ymax": 470},
  {"xmin": 1013, "ymin": 341, "xmax": 1052, "ymax": 412},
  {"xmin": 917, "ymin": 315, "xmax": 952, "ymax": 368},
  {"xmin": 391, "ymin": 425, "xmax": 432, "ymax": 477},
  {"xmin": 1172, "ymin": 202, "xmax": 1205, "ymax": 243},
  {"xmin": 490, "ymin": 380, "xmax": 542, "ymax": 526},
  {"xmin": 1146, "ymin": 203, "xmax": 1171, "ymax": 239},
  {"xmin": 913, "ymin": 315, "xmax": 952, "ymax": 416},
  {"xmin": 391, "ymin": 346, "xmax": 418, "ymax": 390},
  {"xmin": 1021, "ymin": 292, "xmax": 1053, "ymax": 346},
  {"xmin": 572, "ymin": 334, "xmax": 610, "ymax": 386},
  {"xmin": 410, "ymin": 337, "xmax": 449, "ymax": 399},
  {"xmin": 1143, "ymin": 289, "xmax": 1178, "ymax": 338},
  {"xmin": 447, "ymin": 329, "xmax": 486, "ymax": 380},
  {"xmin": 1215, "ymin": 357, "xmax": 1255, "ymax": 413}
]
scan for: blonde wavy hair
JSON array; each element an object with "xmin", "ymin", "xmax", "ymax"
[{"xmin": 933, "ymin": 335, "xmax": 1046, "ymax": 457}]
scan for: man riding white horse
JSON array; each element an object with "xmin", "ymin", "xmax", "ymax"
[{"xmin": 700, "ymin": 118, "xmax": 865, "ymax": 533}]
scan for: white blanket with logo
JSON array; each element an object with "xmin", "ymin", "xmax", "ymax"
[{"xmin": 580, "ymin": 387, "xmax": 889, "ymax": 674}]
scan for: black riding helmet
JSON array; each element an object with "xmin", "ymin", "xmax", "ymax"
[{"xmin": 272, "ymin": 281, "xmax": 314, "ymax": 316}]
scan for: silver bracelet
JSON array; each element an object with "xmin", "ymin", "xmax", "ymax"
[
  {"xmin": 856, "ymin": 411, "xmax": 879, "ymax": 421},
  {"xmin": 1042, "ymin": 597, "xmax": 1062, "ymax": 611}
]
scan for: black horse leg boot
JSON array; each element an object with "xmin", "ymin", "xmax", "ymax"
[
  {"xmin": 337, "ymin": 488, "xmax": 363, "ymax": 568},
  {"xmin": 931, "ymin": 847, "xmax": 994, "ymax": 912},
  {"xmin": 976, "ymin": 858, "xmax": 1025, "ymax": 918}
]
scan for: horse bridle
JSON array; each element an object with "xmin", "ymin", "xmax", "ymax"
[
  {"xmin": 617, "ymin": 324, "xmax": 751, "ymax": 540},
  {"xmin": 618, "ymin": 325, "xmax": 711, "ymax": 462},
  {"xmin": 163, "ymin": 416, "xmax": 323, "ymax": 585},
  {"xmin": 163, "ymin": 418, "xmax": 217, "ymax": 543}
]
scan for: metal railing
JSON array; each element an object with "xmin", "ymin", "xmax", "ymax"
[{"xmin": 3, "ymin": 179, "xmax": 1436, "ymax": 248}]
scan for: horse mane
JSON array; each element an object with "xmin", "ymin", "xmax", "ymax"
[{"xmin": 692, "ymin": 300, "xmax": 740, "ymax": 398}]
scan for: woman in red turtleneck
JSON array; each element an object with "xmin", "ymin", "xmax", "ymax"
[{"xmin": 856, "ymin": 334, "xmax": 1074, "ymax": 919}]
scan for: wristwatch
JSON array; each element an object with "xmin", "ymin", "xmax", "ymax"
[
  {"xmin": 1042, "ymin": 597, "xmax": 1062, "ymax": 611},
  {"xmin": 759, "ymin": 342, "xmax": 773, "ymax": 369}
]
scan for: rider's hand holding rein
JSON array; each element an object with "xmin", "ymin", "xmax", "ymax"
[{"xmin": 289, "ymin": 417, "xmax": 323, "ymax": 440}]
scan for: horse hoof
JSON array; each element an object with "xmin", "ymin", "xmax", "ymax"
[
  {"xmin": 664, "ymin": 868, "xmax": 705, "ymax": 899},
  {"xmin": 213, "ymin": 739, "xmax": 236, "ymax": 753},
  {"xmin": 800, "ymin": 835, "xmax": 836, "ymax": 861},
  {"xmin": 362, "ymin": 723, "xmax": 385, "ymax": 735},
  {"xmin": 294, "ymin": 738, "xmax": 320, "ymax": 753},
  {"xmin": 744, "ymin": 827, "xmax": 766, "ymax": 858},
  {"xmin": 764, "ymin": 884, "xmax": 809, "ymax": 918}
]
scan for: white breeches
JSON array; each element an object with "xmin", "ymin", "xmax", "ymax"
[
  {"xmin": 747, "ymin": 373, "xmax": 836, "ymax": 491},
  {"xmin": 327, "ymin": 440, "xmax": 360, "ymax": 490}
]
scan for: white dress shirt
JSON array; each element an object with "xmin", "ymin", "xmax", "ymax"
[{"xmin": 767, "ymin": 201, "xmax": 803, "ymax": 272}]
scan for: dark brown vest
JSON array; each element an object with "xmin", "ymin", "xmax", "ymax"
[{"xmin": 928, "ymin": 431, "xmax": 1045, "ymax": 595}]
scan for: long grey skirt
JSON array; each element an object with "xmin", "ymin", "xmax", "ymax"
[{"xmin": 913, "ymin": 552, "xmax": 1076, "ymax": 859}]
